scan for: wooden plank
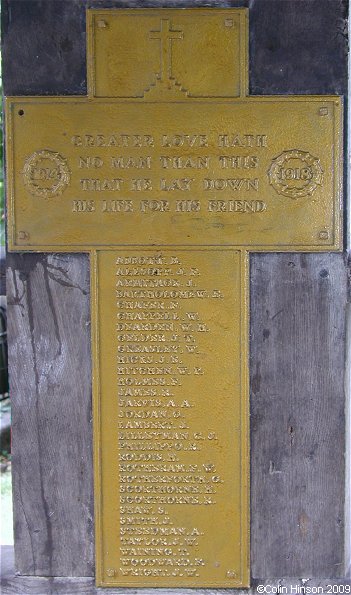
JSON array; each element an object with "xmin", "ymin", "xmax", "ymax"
[
  {"xmin": 345, "ymin": 302, "xmax": 351, "ymax": 577},
  {"xmin": 249, "ymin": 0, "xmax": 348, "ymax": 95},
  {"xmin": 3, "ymin": 0, "xmax": 94, "ymax": 578},
  {"xmin": 6, "ymin": 254, "xmax": 94, "ymax": 576},
  {"xmin": 249, "ymin": 0, "xmax": 348, "ymax": 577},
  {"xmin": 250, "ymin": 253, "xmax": 348, "ymax": 577}
]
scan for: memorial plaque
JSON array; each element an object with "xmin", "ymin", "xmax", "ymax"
[
  {"xmin": 94, "ymin": 248, "xmax": 249, "ymax": 587},
  {"xmin": 5, "ymin": 8, "xmax": 343, "ymax": 589},
  {"xmin": 7, "ymin": 97, "xmax": 342, "ymax": 251}
]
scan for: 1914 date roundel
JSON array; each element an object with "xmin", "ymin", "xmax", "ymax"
[{"xmin": 23, "ymin": 150, "xmax": 70, "ymax": 198}]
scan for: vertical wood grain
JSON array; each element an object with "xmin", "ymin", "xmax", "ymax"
[
  {"xmin": 7, "ymin": 253, "xmax": 94, "ymax": 576},
  {"xmin": 250, "ymin": 253, "xmax": 348, "ymax": 577}
]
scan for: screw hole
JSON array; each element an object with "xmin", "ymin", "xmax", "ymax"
[{"xmin": 18, "ymin": 109, "xmax": 24, "ymax": 116}]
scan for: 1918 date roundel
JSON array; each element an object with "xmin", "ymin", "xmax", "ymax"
[{"xmin": 268, "ymin": 149, "xmax": 323, "ymax": 199}]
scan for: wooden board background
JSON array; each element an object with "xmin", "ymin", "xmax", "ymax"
[{"xmin": 2, "ymin": 0, "xmax": 349, "ymax": 584}]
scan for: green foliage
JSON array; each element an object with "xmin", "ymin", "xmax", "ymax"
[{"xmin": 0, "ymin": 467, "xmax": 12, "ymax": 497}]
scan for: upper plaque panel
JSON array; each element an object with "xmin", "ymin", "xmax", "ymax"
[
  {"xmin": 7, "ymin": 96, "xmax": 342, "ymax": 251},
  {"xmin": 87, "ymin": 9, "xmax": 248, "ymax": 99}
]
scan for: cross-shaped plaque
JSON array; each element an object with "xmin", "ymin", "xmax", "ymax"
[{"xmin": 6, "ymin": 8, "xmax": 343, "ymax": 589}]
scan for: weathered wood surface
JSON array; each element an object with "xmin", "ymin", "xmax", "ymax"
[
  {"xmin": 250, "ymin": 253, "xmax": 348, "ymax": 577},
  {"xmin": 3, "ymin": 0, "xmax": 348, "ymax": 584},
  {"xmin": 6, "ymin": 254, "xmax": 94, "ymax": 577}
]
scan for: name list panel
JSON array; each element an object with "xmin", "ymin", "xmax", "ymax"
[{"xmin": 96, "ymin": 248, "xmax": 248, "ymax": 588}]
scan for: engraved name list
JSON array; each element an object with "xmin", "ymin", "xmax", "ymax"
[{"xmin": 97, "ymin": 248, "xmax": 247, "ymax": 586}]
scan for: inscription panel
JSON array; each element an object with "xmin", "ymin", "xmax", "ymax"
[
  {"xmin": 95, "ymin": 248, "xmax": 249, "ymax": 587},
  {"xmin": 7, "ymin": 97, "xmax": 342, "ymax": 251}
]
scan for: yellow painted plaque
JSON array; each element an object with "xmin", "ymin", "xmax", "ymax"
[
  {"xmin": 7, "ymin": 97, "xmax": 342, "ymax": 252},
  {"xmin": 5, "ymin": 7, "xmax": 343, "ymax": 590},
  {"xmin": 94, "ymin": 248, "xmax": 249, "ymax": 587},
  {"xmin": 89, "ymin": 9, "xmax": 248, "ymax": 99}
]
